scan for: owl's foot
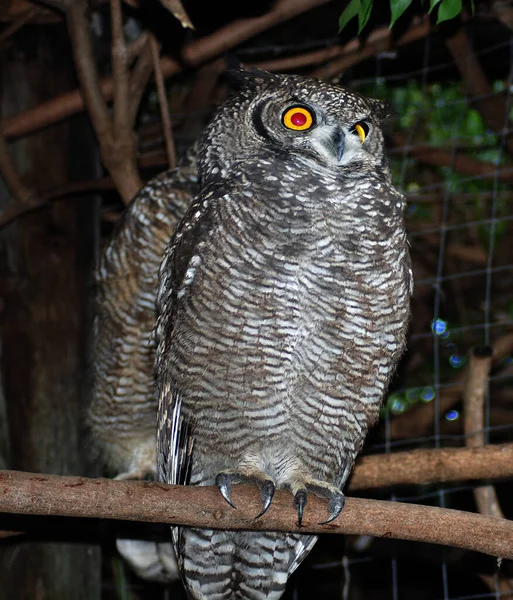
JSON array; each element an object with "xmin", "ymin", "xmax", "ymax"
[
  {"xmin": 215, "ymin": 470, "xmax": 276, "ymax": 518},
  {"xmin": 291, "ymin": 479, "xmax": 345, "ymax": 527}
]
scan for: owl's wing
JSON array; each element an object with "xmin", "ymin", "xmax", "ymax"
[
  {"xmin": 91, "ymin": 148, "xmax": 199, "ymax": 478},
  {"xmin": 288, "ymin": 535, "xmax": 318, "ymax": 576},
  {"xmin": 155, "ymin": 185, "xmax": 220, "ymax": 487}
]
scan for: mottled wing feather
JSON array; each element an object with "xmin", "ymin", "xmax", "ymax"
[
  {"xmin": 90, "ymin": 146, "xmax": 198, "ymax": 477},
  {"xmin": 155, "ymin": 180, "xmax": 320, "ymax": 598}
]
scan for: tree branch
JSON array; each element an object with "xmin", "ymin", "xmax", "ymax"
[
  {"xmin": 1, "ymin": 470, "xmax": 512, "ymax": 560},
  {"xmin": 463, "ymin": 349, "xmax": 513, "ymax": 600},
  {"xmin": 110, "ymin": 0, "xmax": 130, "ymax": 136},
  {"xmin": 463, "ymin": 348, "xmax": 505, "ymax": 519},
  {"xmin": 310, "ymin": 18, "xmax": 429, "ymax": 80},
  {"xmin": 0, "ymin": 5, "xmax": 43, "ymax": 44},
  {"xmin": 150, "ymin": 35, "xmax": 176, "ymax": 168},
  {"xmin": 391, "ymin": 134, "xmax": 513, "ymax": 183},
  {"xmin": 445, "ymin": 27, "xmax": 513, "ymax": 158},
  {"xmin": 350, "ymin": 443, "xmax": 513, "ymax": 491},
  {"xmin": 0, "ymin": 177, "xmax": 115, "ymax": 230},
  {"xmin": 128, "ymin": 35, "xmax": 154, "ymax": 125},
  {"xmin": 0, "ymin": 0, "xmax": 333, "ymax": 141},
  {"xmin": 54, "ymin": 0, "xmax": 142, "ymax": 202},
  {"xmin": 492, "ymin": 0, "xmax": 513, "ymax": 31},
  {"xmin": 64, "ymin": 0, "xmax": 112, "ymax": 138},
  {"xmin": 2, "ymin": 442, "xmax": 512, "ymax": 540}
]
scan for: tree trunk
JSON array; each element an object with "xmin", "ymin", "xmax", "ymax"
[{"xmin": 0, "ymin": 25, "xmax": 101, "ymax": 600}]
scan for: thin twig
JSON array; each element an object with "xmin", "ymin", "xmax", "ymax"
[
  {"xmin": 310, "ymin": 18, "xmax": 429, "ymax": 80},
  {"xmin": 110, "ymin": 0, "xmax": 130, "ymax": 136},
  {"xmin": 0, "ymin": 5, "xmax": 44, "ymax": 45},
  {"xmin": 150, "ymin": 36, "xmax": 176, "ymax": 168},
  {"xmin": 129, "ymin": 36, "xmax": 155, "ymax": 125},
  {"xmin": 1, "ymin": 0, "xmax": 334, "ymax": 141},
  {"xmin": 0, "ymin": 177, "xmax": 115, "ymax": 230},
  {"xmin": 1, "ymin": 470, "xmax": 513, "ymax": 560}
]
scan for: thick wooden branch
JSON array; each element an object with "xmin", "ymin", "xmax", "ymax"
[
  {"xmin": 463, "ymin": 348, "xmax": 505, "ymax": 519},
  {"xmin": 350, "ymin": 443, "xmax": 513, "ymax": 491},
  {"xmin": 49, "ymin": 0, "xmax": 142, "ymax": 202},
  {"xmin": 0, "ymin": 0, "xmax": 333, "ymax": 141},
  {"xmin": 1, "ymin": 470, "xmax": 512, "ymax": 560},
  {"xmin": 64, "ymin": 0, "xmax": 112, "ymax": 138}
]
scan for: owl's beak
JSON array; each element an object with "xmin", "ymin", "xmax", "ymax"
[
  {"xmin": 309, "ymin": 125, "xmax": 346, "ymax": 165},
  {"xmin": 331, "ymin": 126, "xmax": 346, "ymax": 162}
]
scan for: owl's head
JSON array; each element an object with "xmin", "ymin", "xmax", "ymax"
[{"xmin": 200, "ymin": 68, "xmax": 392, "ymax": 182}]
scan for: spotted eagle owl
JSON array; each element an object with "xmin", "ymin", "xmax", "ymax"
[
  {"xmin": 155, "ymin": 68, "xmax": 412, "ymax": 599},
  {"xmin": 89, "ymin": 147, "xmax": 198, "ymax": 581}
]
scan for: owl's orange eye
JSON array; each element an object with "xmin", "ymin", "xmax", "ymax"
[{"xmin": 282, "ymin": 106, "xmax": 314, "ymax": 131}]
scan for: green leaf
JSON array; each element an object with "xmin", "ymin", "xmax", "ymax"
[
  {"xmin": 429, "ymin": 0, "xmax": 442, "ymax": 13},
  {"xmin": 338, "ymin": 0, "xmax": 361, "ymax": 32},
  {"xmin": 390, "ymin": 0, "xmax": 413, "ymax": 28},
  {"xmin": 358, "ymin": 0, "xmax": 373, "ymax": 33},
  {"xmin": 437, "ymin": 0, "xmax": 462, "ymax": 23}
]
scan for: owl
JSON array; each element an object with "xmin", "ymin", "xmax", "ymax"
[
  {"xmin": 90, "ymin": 145, "xmax": 198, "ymax": 581},
  {"xmin": 155, "ymin": 68, "xmax": 412, "ymax": 599}
]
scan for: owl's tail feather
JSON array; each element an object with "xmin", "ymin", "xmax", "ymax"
[{"xmin": 175, "ymin": 528, "xmax": 317, "ymax": 600}]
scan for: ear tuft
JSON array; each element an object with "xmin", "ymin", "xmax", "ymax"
[
  {"xmin": 369, "ymin": 98, "xmax": 394, "ymax": 121},
  {"xmin": 221, "ymin": 67, "xmax": 275, "ymax": 92}
]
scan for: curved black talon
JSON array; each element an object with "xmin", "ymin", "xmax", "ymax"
[
  {"xmin": 293, "ymin": 490, "xmax": 308, "ymax": 527},
  {"xmin": 318, "ymin": 492, "xmax": 345, "ymax": 525},
  {"xmin": 255, "ymin": 479, "xmax": 275, "ymax": 519},
  {"xmin": 216, "ymin": 473, "xmax": 237, "ymax": 509}
]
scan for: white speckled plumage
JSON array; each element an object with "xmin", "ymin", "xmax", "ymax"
[
  {"xmin": 155, "ymin": 69, "xmax": 412, "ymax": 599},
  {"xmin": 90, "ymin": 147, "xmax": 198, "ymax": 581},
  {"xmin": 90, "ymin": 147, "xmax": 198, "ymax": 477}
]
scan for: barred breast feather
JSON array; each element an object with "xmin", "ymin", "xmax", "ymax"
[{"xmin": 155, "ymin": 69, "xmax": 412, "ymax": 599}]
